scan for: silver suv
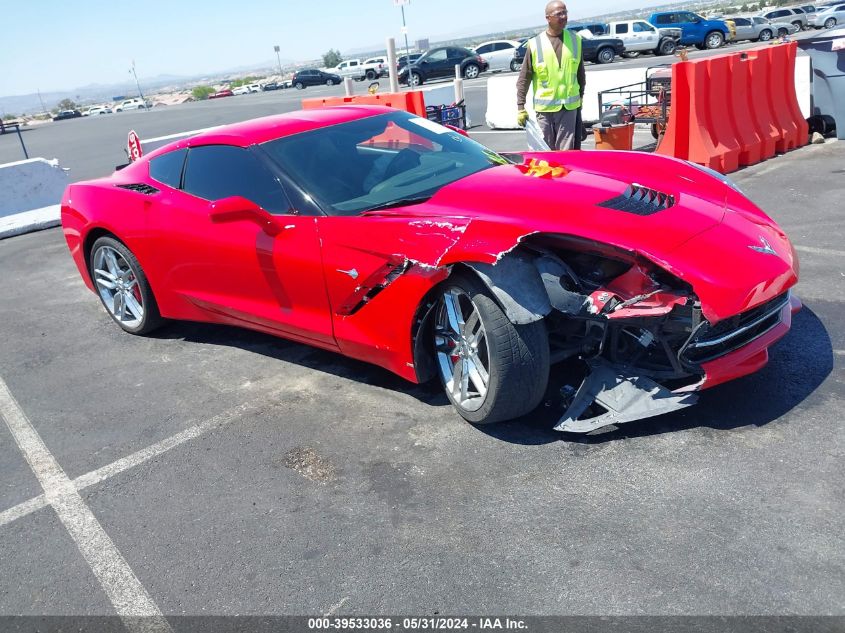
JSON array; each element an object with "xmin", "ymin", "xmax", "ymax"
[{"xmin": 759, "ymin": 7, "xmax": 808, "ymax": 29}]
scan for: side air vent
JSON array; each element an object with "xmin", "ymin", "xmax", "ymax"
[
  {"xmin": 598, "ymin": 183, "xmax": 675, "ymax": 216},
  {"xmin": 116, "ymin": 183, "xmax": 159, "ymax": 195}
]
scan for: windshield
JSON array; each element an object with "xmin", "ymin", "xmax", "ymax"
[{"xmin": 261, "ymin": 111, "xmax": 508, "ymax": 216}]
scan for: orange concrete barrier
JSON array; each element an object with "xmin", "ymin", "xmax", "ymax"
[
  {"xmin": 301, "ymin": 91, "xmax": 427, "ymax": 118},
  {"xmin": 656, "ymin": 42, "xmax": 807, "ymax": 174}
]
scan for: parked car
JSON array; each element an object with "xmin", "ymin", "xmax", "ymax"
[
  {"xmin": 291, "ymin": 69, "xmax": 342, "ymax": 89},
  {"xmin": 649, "ymin": 11, "xmax": 731, "ymax": 49},
  {"xmin": 511, "ymin": 30, "xmax": 625, "ymax": 70},
  {"xmin": 472, "ymin": 40, "xmax": 522, "ymax": 72},
  {"xmin": 232, "ymin": 83, "xmax": 261, "ymax": 95},
  {"xmin": 398, "ymin": 46, "xmax": 488, "ymax": 86},
  {"xmin": 759, "ymin": 7, "xmax": 808, "ymax": 29},
  {"xmin": 809, "ymin": 3, "xmax": 845, "ymax": 28},
  {"xmin": 729, "ymin": 16, "xmax": 769, "ymax": 41},
  {"xmin": 114, "ymin": 98, "xmax": 149, "ymax": 112},
  {"xmin": 83, "ymin": 105, "xmax": 113, "ymax": 116},
  {"xmin": 363, "ymin": 57, "xmax": 390, "ymax": 79},
  {"xmin": 52, "ymin": 109, "xmax": 82, "ymax": 121},
  {"xmin": 208, "ymin": 89, "xmax": 234, "ymax": 99},
  {"xmin": 262, "ymin": 82, "xmax": 281, "ymax": 91},
  {"xmin": 604, "ymin": 20, "xmax": 681, "ymax": 57},
  {"xmin": 60, "ymin": 105, "xmax": 800, "ymax": 431}
]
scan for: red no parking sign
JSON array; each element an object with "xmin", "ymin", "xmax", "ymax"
[{"xmin": 127, "ymin": 130, "xmax": 142, "ymax": 162}]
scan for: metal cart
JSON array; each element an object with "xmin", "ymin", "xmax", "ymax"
[{"xmin": 597, "ymin": 65, "xmax": 673, "ymax": 141}]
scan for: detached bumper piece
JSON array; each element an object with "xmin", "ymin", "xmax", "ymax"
[{"xmin": 554, "ymin": 359, "xmax": 698, "ymax": 433}]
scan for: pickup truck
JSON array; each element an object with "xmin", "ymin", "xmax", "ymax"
[
  {"xmin": 603, "ymin": 20, "xmax": 681, "ymax": 57},
  {"xmin": 512, "ymin": 30, "xmax": 625, "ymax": 67},
  {"xmin": 328, "ymin": 58, "xmax": 386, "ymax": 81},
  {"xmin": 649, "ymin": 11, "xmax": 731, "ymax": 49}
]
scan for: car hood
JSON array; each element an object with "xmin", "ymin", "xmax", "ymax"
[{"xmin": 367, "ymin": 151, "xmax": 797, "ymax": 320}]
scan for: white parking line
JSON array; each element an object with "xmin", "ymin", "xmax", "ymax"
[
  {"xmin": 0, "ymin": 402, "xmax": 256, "ymax": 528},
  {"xmin": 794, "ymin": 245, "xmax": 845, "ymax": 258},
  {"xmin": 0, "ymin": 377, "xmax": 172, "ymax": 633}
]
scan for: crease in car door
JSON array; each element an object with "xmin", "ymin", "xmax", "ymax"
[{"xmin": 172, "ymin": 144, "xmax": 335, "ymax": 347}]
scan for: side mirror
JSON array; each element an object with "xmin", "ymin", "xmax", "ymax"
[{"xmin": 209, "ymin": 196, "xmax": 278, "ymax": 234}]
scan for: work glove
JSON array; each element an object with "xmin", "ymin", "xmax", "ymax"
[{"xmin": 517, "ymin": 109, "xmax": 529, "ymax": 127}]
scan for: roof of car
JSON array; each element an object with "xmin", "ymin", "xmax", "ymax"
[{"xmin": 145, "ymin": 105, "xmax": 396, "ymax": 159}]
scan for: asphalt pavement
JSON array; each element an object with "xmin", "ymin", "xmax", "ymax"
[{"xmin": 0, "ymin": 39, "xmax": 843, "ymax": 630}]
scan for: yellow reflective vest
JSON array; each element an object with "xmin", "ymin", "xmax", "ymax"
[{"xmin": 528, "ymin": 30, "xmax": 582, "ymax": 112}]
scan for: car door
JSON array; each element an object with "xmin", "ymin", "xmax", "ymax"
[
  {"xmin": 633, "ymin": 21, "xmax": 658, "ymax": 50},
  {"xmin": 420, "ymin": 48, "xmax": 449, "ymax": 80},
  {"xmin": 732, "ymin": 17, "xmax": 752, "ymax": 40},
  {"xmin": 149, "ymin": 144, "xmax": 334, "ymax": 346}
]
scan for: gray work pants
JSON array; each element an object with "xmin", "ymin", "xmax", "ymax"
[{"xmin": 537, "ymin": 107, "xmax": 579, "ymax": 151}]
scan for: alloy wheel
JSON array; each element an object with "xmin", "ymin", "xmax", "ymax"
[
  {"xmin": 93, "ymin": 245, "xmax": 145, "ymax": 329},
  {"xmin": 434, "ymin": 288, "xmax": 490, "ymax": 412}
]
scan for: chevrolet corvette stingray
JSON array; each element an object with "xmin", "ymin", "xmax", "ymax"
[{"xmin": 61, "ymin": 106, "xmax": 800, "ymax": 432}]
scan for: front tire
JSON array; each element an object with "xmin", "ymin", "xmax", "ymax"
[
  {"xmin": 433, "ymin": 274, "xmax": 549, "ymax": 425},
  {"xmin": 326, "ymin": 79, "xmax": 334, "ymax": 86},
  {"xmin": 758, "ymin": 29, "xmax": 773, "ymax": 41},
  {"xmin": 658, "ymin": 39, "xmax": 677, "ymax": 55},
  {"xmin": 778, "ymin": 27, "xmax": 789, "ymax": 37},
  {"xmin": 89, "ymin": 236, "xmax": 162, "ymax": 335},
  {"xmin": 705, "ymin": 31, "xmax": 724, "ymax": 49},
  {"xmin": 409, "ymin": 71, "xmax": 423, "ymax": 86},
  {"xmin": 825, "ymin": 17, "xmax": 836, "ymax": 28}
]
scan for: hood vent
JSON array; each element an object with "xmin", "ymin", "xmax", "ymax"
[
  {"xmin": 116, "ymin": 183, "xmax": 159, "ymax": 195},
  {"xmin": 598, "ymin": 184, "xmax": 675, "ymax": 216}
]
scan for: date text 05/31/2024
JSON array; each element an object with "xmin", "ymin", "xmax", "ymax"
[{"xmin": 308, "ymin": 617, "xmax": 528, "ymax": 630}]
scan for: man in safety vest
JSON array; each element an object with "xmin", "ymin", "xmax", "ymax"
[{"xmin": 516, "ymin": 0, "xmax": 586, "ymax": 150}]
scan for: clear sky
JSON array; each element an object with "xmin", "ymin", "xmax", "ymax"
[{"xmin": 0, "ymin": 0, "xmax": 658, "ymax": 97}]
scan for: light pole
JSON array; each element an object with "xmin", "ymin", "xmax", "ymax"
[
  {"xmin": 129, "ymin": 60, "xmax": 147, "ymax": 108},
  {"xmin": 274, "ymin": 45, "xmax": 283, "ymax": 78},
  {"xmin": 394, "ymin": 0, "xmax": 411, "ymax": 65}
]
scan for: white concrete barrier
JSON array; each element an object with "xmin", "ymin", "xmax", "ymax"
[
  {"xmin": 0, "ymin": 158, "xmax": 68, "ymax": 217},
  {"xmin": 0, "ymin": 158, "xmax": 68, "ymax": 239}
]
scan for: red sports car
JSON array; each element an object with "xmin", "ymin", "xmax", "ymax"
[{"xmin": 61, "ymin": 106, "xmax": 800, "ymax": 432}]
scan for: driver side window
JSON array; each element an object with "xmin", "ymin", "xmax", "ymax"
[{"xmin": 182, "ymin": 145, "xmax": 291, "ymax": 215}]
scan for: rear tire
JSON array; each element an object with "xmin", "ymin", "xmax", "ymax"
[
  {"xmin": 295, "ymin": 82, "xmax": 304, "ymax": 90},
  {"xmin": 623, "ymin": 51, "xmax": 641, "ymax": 59},
  {"xmin": 89, "ymin": 236, "xmax": 162, "ymax": 335},
  {"xmin": 433, "ymin": 273, "xmax": 549, "ymax": 425},
  {"xmin": 596, "ymin": 47, "xmax": 615, "ymax": 64},
  {"xmin": 463, "ymin": 63, "xmax": 480, "ymax": 79},
  {"xmin": 510, "ymin": 58, "xmax": 521, "ymax": 72}
]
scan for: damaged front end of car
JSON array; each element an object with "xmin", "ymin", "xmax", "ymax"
[{"xmin": 462, "ymin": 232, "xmax": 786, "ymax": 433}]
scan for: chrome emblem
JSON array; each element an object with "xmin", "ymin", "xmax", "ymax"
[
  {"xmin": 337, "ymin": 268, "xmax": 359, "ymax": 280},
  {"xmin": 749, "ymin": 236, "xmax": 777, "ymax": 256}
]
